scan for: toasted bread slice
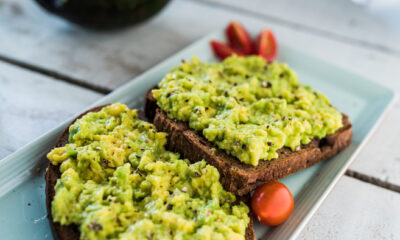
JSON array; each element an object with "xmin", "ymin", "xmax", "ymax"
[
  {"xmin": 145, "ymin": 89, "xmax": 353, "ymax": 196},
  {"xmin": 45, "ymin": 105, "xmax": 255, "ymax": 240}
]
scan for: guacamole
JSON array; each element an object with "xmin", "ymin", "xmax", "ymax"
[
  {"xmin": 153, "ymin": 56, "xmax": 343, "ymax": 166},
  {"xmin": 47, "ymin": 103, "xmax": 249, "ymax": 240}
]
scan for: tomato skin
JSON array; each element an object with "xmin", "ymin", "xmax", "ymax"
[
  {"xmin": 210, "ymin": 40, "xmax": 242, "ymax": 60},
  {"xmin": 251, "ymin": 181, "xmax": 294, "ymax": 226},
  {"xmin": 255, "ymin": 29, "xmax": 278, "ymax": 61},
  {"xmin": 225, "ymin": 21, "xmax": 253, "ymax": 55}
]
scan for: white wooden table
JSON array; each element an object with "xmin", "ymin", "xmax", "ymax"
[{"xmin": 1, "ymin": 0, "xmax": 400, "ymax": 238}]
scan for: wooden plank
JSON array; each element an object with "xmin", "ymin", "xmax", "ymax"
[
  {"xmin": 299, "ymin": 176, "xmax": 400, "ymax": 239},
  {"xmin": 349, "ymin": 103, "xmax": 400, "ymax": 185},
  {"xmin": 197, "ymin": 0, "xmax": 400, "ymax": 54},
  {"xmin": 0, "ymin": 0, "xmax": 400, "ymax": 91},
  {"xmin": 0, "ymin": 62, "xmax": 102, "ymax": 159}
]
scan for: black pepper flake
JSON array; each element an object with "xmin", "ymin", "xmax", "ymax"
[
  {"xmin": 88, "ymin": 222, "xmax": 103, "ymax": 231},
  {"xmin": 224, "ymin": 92, "xmax": 229, "ymax": 97},
  {"xmin": 27, "ymin": 203, "xmax": 31, "ymax": 206},
  {"xmin": 102, "ymin": 159, "xmax": 109, "ymax": 166},
  {"xmin": 205, "ymin": 107, "xmax": 209, "ymax": 110},
  {"xmin": 245, "ymin": 74, "xmax": 250, "ymax": 79},
  {"xmin": 127, "ymin": 146, "xmax": 131, "ymax": 149},
  {"xmin": 282, "ymin": 116, "xmax": 286, "ymax": 121},
  {"xmin": 135, "ymin": 169, "xmax": 143, "ymax": 176},
  {"xmin": 193, "ymin": 210, "xmax": 198, "ymax": 215},
  {"xmin": 168, "ymin": 190, "xmax": 173, "ymax": 195},
  {"xmin": 239, "ymin": 97, "xmax": 244, "ymax": 101},
  {"xmin": 242, "ymin": 144, "xmax": 247, "ymax": 150},
  {"xmin": 185, "ymin": 99, "xmax": 189, "ymax": 102},
  {"xmin": 136, "ymin": 155, "xmax": 140, "ymax": 159},
  {"xmin": 166, "ymin": 92, "xmax": 172, "ymax": 98},
  {"xmin": 170, "ymin": 230, "xmax": 173, "ymax": 236},
  {"xmin": 141, "ymin": 148, "xmax": 145, "ymax": 152},
  {"xmin": 267, "ymin": 82, "xmax": 272, "ymax": 88},
  {"xmin": 266, "ymin": 125, "xmax": 270, "ymax": 129},
  {"xmin": 195, "ymin": 172, "xmax": 200, "ymax": 177},
  {"xmin": 278, "ymin": 95, "xmax": 283, "ymax": 99},
  {"xmin": 233, "ymin": 82, "xmax": 238, "ymax": 86},
  {"xmin": 267, "ymin": 141, "xmax": 272, "ymax": 146},
  {"xmin": 279, "ymin": 73, "xmax": 285, "ymax": 78},
  {"xmin": 167, "ymin": 204, "xmax": 173, "ymax": 210}
]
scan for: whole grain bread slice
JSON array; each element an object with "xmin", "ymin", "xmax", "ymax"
[
  {"xmin": 145, "ymin": 89, "xmax": 353, "ymax": 196},
  {"xmin": 45, "ymin": 105, "xmax": 255, "ymax": 240}
]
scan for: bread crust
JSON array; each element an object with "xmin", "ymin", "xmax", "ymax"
[
  {"xmin": 145, "ymin": 89, "xmax": 353, "ymax": 196},
  {"xmin": 45, "ymin": 104, "xmax": 255, "ymax": 240}
]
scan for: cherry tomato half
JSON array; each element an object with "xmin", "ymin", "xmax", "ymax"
[
  {"xmin": 225, "ymin": 21, "xmax": 253, "ymax": 55},
  {"xmin": 210, "ymin": 40, "xmax": 242, "ymax": 60},
  {"xmin": 251, "ymin": 181, "xmax": 294, "ymax": 226},
  {"xmin": 254, "ymin": 29, "xmax": 278, "ymax": 61}
]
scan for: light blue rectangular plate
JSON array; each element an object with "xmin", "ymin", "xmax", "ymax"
[{"xmin": 0, "ymin": 31, "xmax": 396, "ymax": 240}]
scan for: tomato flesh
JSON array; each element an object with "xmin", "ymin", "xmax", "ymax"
[
  {"xmin": 255, "ymin": 29, "xmax": 278, "ymax": 61},
  {"xmin": 225, "ymin": 21, "xmax": 253, "ymax": 55},
  {"xmin": 251, "ymin": 181, "xmax": 294, "ymax": 226},
  {"xmin": 210, "ymin": 40, "xmax": 242, "ymax": 60}
]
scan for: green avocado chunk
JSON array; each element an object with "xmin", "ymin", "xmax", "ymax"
[
  {"xmin": 47, "ymin": 103, "xmax": 249, "ymax": 240},
  {"xmin": 153, "ymin": 56, "xmax": 343, "ymax": 166}
]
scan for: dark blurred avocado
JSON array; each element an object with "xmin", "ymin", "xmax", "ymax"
[{"xmin": 35, "ymin": 0, "xmax": 170, "ymax": 29}]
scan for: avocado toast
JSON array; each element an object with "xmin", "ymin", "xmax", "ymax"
[
  {"xmin": 45, "ymin": 104, "xmax": 255, "ymax": 240},
  {"xmin": 145, "ymin": 56, "xmax": 353, "ymax": 196}
]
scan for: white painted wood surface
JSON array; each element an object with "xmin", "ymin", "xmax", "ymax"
[
  {"xmin": 199, "ymin": 0, "xmax": 400, "ymax": 54},
  {"xmin": 0, "ymin": 0, "xmax": 399, "ymax": 90},
  {"xmin": 351, "ymin": 103, "xmax": 400, "ymax": 185},
  {"xmin": 0, "ymin": 62, "xmax": 102, "ymax": 159},
  {"xmin": 0, "ymin": 0, "xmax": 399, "ymax": 238},
  {"xmin": 299, "ymin": 176, "xmax": 400, "ymax": 239}
]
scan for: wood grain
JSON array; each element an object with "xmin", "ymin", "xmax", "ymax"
[
  {"xmin": 299, "ymin": 176, "xmax": 400, "ymax": 239},
  {"xmin": 0, "ymin": 62, "xmax": 102, "ymax": 159},
  {"xmin": 196, "ymin": 0, "xmax": 400, "ymax": 55},
  {"xmin": 0, "ymin": 0, "xmax": 399, "ymax": 91}
]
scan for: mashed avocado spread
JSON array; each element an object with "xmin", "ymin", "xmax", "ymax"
[
  {"xmin": 47, "ymin": 103, "xmax": 249, "ymax": 240},
  {"xmin": 153, "ymin": 56, "xmax": 343, "ymax": 166}
]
